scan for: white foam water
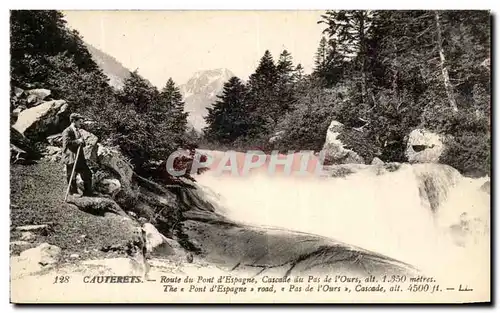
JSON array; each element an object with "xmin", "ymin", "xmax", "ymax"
[{"xmin": 194, "ymin": 151, "xmax": 490, "ymax": 294}]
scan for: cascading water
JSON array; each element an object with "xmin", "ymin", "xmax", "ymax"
[{"xmin": 194, "ymin": 150, "xmax": 490, "ymax": 293}]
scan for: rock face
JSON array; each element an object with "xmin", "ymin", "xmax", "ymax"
[
  {"xmin": 97, "ymin": 144, "xmax": 134, "ymax": 186},
  {"xmin": 322, "ymin": 120, "xmax": 364, "ymax": 165},
  {"xmin": 405, "ymin": 129, "xmax": 445, "ymax": 163},
  {"xmin": 13, "ymin": 100, "xmax": 69, "ymax": 141},
  {"xmin": 11, "ymin": 243, "xmax": 61, "ymax": 277}
]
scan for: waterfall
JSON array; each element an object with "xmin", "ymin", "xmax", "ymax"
[{"xmin": 193, "ymin": 150, "xmax": 490, "ymax": 289}]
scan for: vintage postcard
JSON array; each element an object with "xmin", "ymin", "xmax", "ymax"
[{"xmin": 9, "ymin": 9, "xmax": 491, "ymax": 303}]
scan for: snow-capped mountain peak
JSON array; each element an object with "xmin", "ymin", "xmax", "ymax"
[{"xmin": 180, "ymin": 68, "xmax": 235, "ymax": 131}]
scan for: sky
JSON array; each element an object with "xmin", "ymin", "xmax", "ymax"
[{"xmin": 62, "ymin": 10, "xmax": 327, "ymax": 88}]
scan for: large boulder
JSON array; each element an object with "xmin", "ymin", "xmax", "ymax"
[
  {"xmin": 371, "ymin": 157, "xmax": 384, "ymax": 166},
  {"xmin": 142, "ymin": 223, "xmax": 175, "ymax": 256},
  {"xmin": 13, "ymin": 99, "xmax": 69, "ymax": 141},
  {"xmin": 10, "ymin": 127, "xmax": 40, "ymax": 162},
  {"xmin": 321, "ymin": 120, "xmax": 364, "ymax": 165},
  {"xmin": 95, "ymin": 178, "xmax": 122, "ymax": 197},
  {"xmin": 11, "ymin": 243, "xmax": 61, "ymax": 277},
  {"xmin": 80, "ymin": 129, "xmax": 99, "ymax": 162},
  {"xmin": 97, "ymin": 144, "xmax": 134, "ymax": 186},
  {"xmin": 26, "ymin": 89, "xmax": 51, "ymax": 106},
  {"xmin": 405, "ymin": 129, "xmax": 444, "ymax": 163}
]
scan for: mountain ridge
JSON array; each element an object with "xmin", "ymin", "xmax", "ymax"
[{"xmin": 84, "ymin": 43, "xmax": 133, "ymax": 90}]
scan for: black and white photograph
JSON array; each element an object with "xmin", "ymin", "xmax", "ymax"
[{"xmin": 8, "ymin": 9, "xmax": 491, "ymax": 303}]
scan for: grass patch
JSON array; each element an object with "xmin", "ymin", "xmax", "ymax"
[{"xmin": 10, "ymin": 160, "xmax": 140, "ymax": 262}]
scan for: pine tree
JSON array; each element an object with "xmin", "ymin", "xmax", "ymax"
[
  {"xmin": 245, "ymin": 50, "xmax": 280, "ymax": 136},
  {"xmin": 204, "ymin": 76, "xmax": 249, "ymax": 144},
  {"xmin": 319, "ymin": 10, "xmax": 375, "ymax": 103},
  {"xmin": 275, "ymin": 50, "xmax": 297, "ymax": 113},
  {"xmin": 160, "ymin": 78, "xmax": 188, "ymax": 134},
  {"xmin": 248, "ymin": 50, "xmax": 279, "ymax": 89},
  {"xmin": 119, "ymin": 70, "xmax": 159, "ymax": 113},
  {"xmin": 312, "ymin": 37, "xmax": 345, "ymax": 87},
  {"xmin": 277, "ymin": 50, "xmax": 294, "ymax": 81},
  {"xmin": 314, "ymin": 37, "xmax": 329, "ymax": 69}
]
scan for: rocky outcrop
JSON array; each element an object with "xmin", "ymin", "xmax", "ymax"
[
  {"xmin": 97, "ymin": 144, "xmax": 134, "ymax": 186},
  {"xmin": 13, "ymin": 99, "xmax": 69, "ymax": 141},
  {"xmin": 405, "ymin": 129, "xmax": 444, "ymax": 164},
  {"xmin": 183, "ymin": 219, "xmax": 415, "ymax": 277},
  {"xmin": 322, "ymin": 120, "xmax": 364, "ymax": 165}
]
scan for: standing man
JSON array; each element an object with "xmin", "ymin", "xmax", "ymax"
[{"xmin": 62, "ymin": 113, "xmax": 93, "ymax": 197}]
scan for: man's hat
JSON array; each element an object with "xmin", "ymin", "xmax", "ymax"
[{"xmin": 69, "ymin": 113, "xmax": 84, "ymax": 122}]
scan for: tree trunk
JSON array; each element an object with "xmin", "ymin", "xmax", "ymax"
[
  {"xmin": 434, "ymin": 11, "xmax": 458, "ymax": 112},
  {"xmin": 359, "ymin": 14, "xmax": 368, "ymax": 104},
  {"xmin": 358, "ymin": 12, "xmax": 376, "ymax": 106}
]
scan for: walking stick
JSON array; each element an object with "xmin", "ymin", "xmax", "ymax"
[{"xmin": 64, "ymin": 145, "xmax": 81, "ymax": 202}]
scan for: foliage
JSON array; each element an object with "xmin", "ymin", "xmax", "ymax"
[
  {"xmin": 421, "ymin": 105, "xmax": 490, "ymax": 176},
  {"xmin": 273, "ymin": 84, "xmax": 338, "ymax": 152}
]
